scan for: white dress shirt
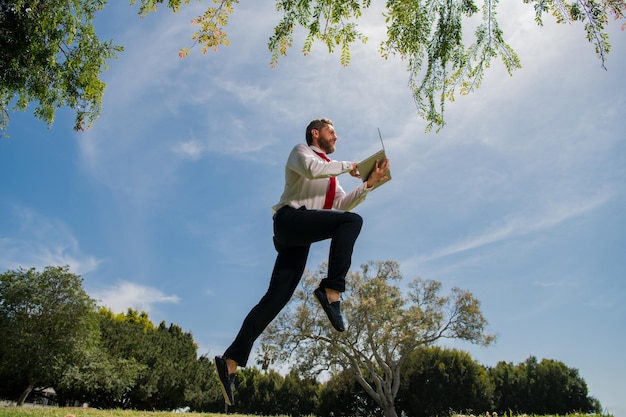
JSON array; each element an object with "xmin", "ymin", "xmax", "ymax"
[{"xmin": 272, "ymin": 144, "xmax": 371, "ymax": 212}]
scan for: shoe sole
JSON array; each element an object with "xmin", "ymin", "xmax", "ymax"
[{"xmin": 214, "ymin": 356, "xmax": 233, "ymax": 406}]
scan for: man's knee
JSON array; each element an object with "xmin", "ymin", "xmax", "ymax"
[
  {"xmin": 344, "ymin": 212, "xmax": 363, "ymax": 232},
  {"xmin": 346, "ymin": 211, "xmax": 363, "ymax": 224}
]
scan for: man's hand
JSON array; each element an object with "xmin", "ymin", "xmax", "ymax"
[
  {"xmin": 366, "ymin": 158, "xmax": 390, "ymax": 189},
  {"xmin": 349, "ymin": 162, "xmax": 361, "ymax": 178}
]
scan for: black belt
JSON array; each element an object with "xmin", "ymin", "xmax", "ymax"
[{"xmin": 273, "ymin": 205, "xmax": 306, "ymax": 219}]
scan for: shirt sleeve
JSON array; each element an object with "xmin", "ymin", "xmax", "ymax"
[
  {"xmin": 287, "ymin": 144, "xmax": 352, "ymax": 179},
  {"xmin": 333, "ymin": 180, "xmax": 371, "ymax": 211}
]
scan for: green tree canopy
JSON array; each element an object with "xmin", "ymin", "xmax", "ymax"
[
  {"xmin": 183, "ymin": 354, "xmax": 225, "ymax": 412},
  {"xmin": 3, "ymin": 0, "xmax": 623, "ymax": 136},
  {"xmin": 0, "ymin": 266, "xmax": 99, "ymax": 405},
  {"xmin": 44, "ymin": 306, "xmax": 224, "ymax": 411},
  {"xmin": 260, "ymin": 260, "xmax": 495, "ymax": 417},
  {"xmin": 275, "ymin": 369, "xmax": 321, "ymax": 416},
  {"xmin": 397, "ymin": 346, "xmax": 493, "ymax": 417},
  {"xmin": 55, "ymin": 345, "xmax": 146, "ymax": 408},
  {"xmin": 0, "ymin": 0, "xmax": 122, "ymax": 136},
  {"xmin": 317, "ymin": 369, "xmax": 380, "ymax": 417},
  {"xmin": 96, "ymin": 307, "xmax": 213, "ymax": 410},
  {"xmin": 489, "ymin": 356, "xmax": 600, "ymax": 415},
  {"xmin": 137, "ymin": 0, "xmax": 625, "ymax": 131}
]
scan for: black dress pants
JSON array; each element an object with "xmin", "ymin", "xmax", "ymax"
[{"xmin": 224, "ymin": 206, "xmax": 363, "ymax": 366}]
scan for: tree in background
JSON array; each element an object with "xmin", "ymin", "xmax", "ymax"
[
  {"xmin": 230, "ymin": 366, "xmax": 321, "ymax": 416},
  {"xmin": 0, "ymin": 0, "xmax": 122, "ymax": 136},
  {"xmin": 317, "ymin": 369, "xmax": 380, "ymax": 417},
  {"xmin": 96, "ymin": 307, "xmax": 221, "ymax": 410},
  {"xmin": 183, "ymin": 354, "xmax": 224, "ymax": 412},
  {"xmin": 54, "ymin": 345, "xmax": 146, "ymax": 407},
  {"xmin": 397, "ymin": 346, "xmax": 493, "ymax": 417},
  {"xmin": 275, "ymin": 369, "xmax": 321, "ymax": 417},
  {"xmin": 148, "ymin": 322, "xmax": 200, "ymax": 410},
  {"xmin": 0, "ymin": 266, "xmax": 223, "ymax": 411},
  {"xmin": 317, "ymin": 347, "xmax": 603, "ymax": 417},
  {"xmin": 234, "ymin": 367, "xmax": 285, "ymax": 415},
  {"xmin": 96, "ymin": 308, "xmax": 159, "ymax": 408},
  {"xmin": 0, "ymin": 265, "xmax": 605, "ymax": 414},
  {"xmin": 136, "ymin": 0, "xmax": 625, "ymax": 131},
  {"xmin": 0, "ymin": 266, "xmax": 99, "ymax": 405},
  {"xmin": 261, "ymin": 260, "xmax": 495, "ymax": 417},
  {"xmin": 489, "ymin": 356, "xmax": 601, "ymax": 415}
]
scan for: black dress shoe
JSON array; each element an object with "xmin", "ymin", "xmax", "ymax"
[
  {"xmin": 214, "ymin": 355, "xmax": 235, "ymax": 405},
  {"xmin": 314, "ymin": 287, "xmax": 346, "ymax": 332}
]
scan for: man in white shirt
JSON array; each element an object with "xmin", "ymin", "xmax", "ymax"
[{"xmin": 215, "ymin": 118, "xmax": 390, "ymax": 406}]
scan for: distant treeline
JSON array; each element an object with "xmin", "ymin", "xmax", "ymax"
[{"xmin": 0, "ymin": 266, "xmax": 602, "ymax": 416}]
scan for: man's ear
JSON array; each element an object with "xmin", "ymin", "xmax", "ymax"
[{"xmin": 310, "ymin": 128, "xmax": 319, "ymax": 145}]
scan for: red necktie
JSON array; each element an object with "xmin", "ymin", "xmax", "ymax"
[{"xmin": 314, "ymin": 151, "xmax": 336, "ymax": 209}]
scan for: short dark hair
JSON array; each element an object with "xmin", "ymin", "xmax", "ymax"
[{"xmin": 305, "ymin": 118, "xmax": 333, "ymax": 145}]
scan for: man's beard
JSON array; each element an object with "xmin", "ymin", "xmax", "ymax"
[{"xmin": 319, "ymin": 138, "xmax": 335, "ymax": 154}]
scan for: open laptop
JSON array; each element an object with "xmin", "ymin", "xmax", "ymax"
[{"xmin": 356, "ymin": 128, "xmax": 391, "ymax": 190}]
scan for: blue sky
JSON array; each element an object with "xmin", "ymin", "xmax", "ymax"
[{"xmin": 1, "ymin": 1, "xmax": 625, "ymax": 415}]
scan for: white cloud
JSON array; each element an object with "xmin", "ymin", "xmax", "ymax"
[
  {"xmin": 0, "ymin": 205, "xmax": 101, "ymax": 275},
  {"xmin": 92, "ymin": 281, "xmax": 180, "ymax": 314},
  {"xmin": 409, "ymin": 191, "xmax": 612, "ymax": 265},
  {"xmin": 172, "ymin": 139, "xmax": 205, "ymax": 160}
]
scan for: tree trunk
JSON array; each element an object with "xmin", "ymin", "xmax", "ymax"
[
  {"xmin": 381, "ymin": 403, "xmax": 399, "ymax": 417},
  {"xmin": 16, "ymin": 382, "xmax": 34, "ymax": 406}
]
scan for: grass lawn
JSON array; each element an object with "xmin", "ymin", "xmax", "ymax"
[
  {"xmin": 0, "ymin": 408, "xmax": 612, "ymax": 417},
  {"xmin": 0, "ymin": 406, "xmax": 250, "ymax": 417}
]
